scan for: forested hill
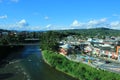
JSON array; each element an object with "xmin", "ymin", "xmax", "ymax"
[
  {"xmin": 0, "ymin": 29, "xmax": 9, "ymax": 32},
  {"xmin": 55, "ymin": 27, "xmax": 120, "ymax": 38}
]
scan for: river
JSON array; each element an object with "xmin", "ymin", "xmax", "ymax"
[{"xmin": 0, "ymin": 45, "xmax": 77, "ymax": 80}]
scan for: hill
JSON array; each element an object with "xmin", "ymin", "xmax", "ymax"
[{"xmin": 55, "ymin": 27, "xmax": 120, "ymax": 38}]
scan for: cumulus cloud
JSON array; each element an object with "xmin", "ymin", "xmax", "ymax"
[
  {"xmin": 70, "ymin": 18, "xmax": 107, "ymax": 29},
  {"xmin": 45, "ymin": 24, "xmax": 55, "ymax": 30},
  {"xmin": 70, "ymin": 20, "xmax": 85, "ymax": 29},
  {"xmin": 0, "ymin": 15, "xmax": 7, "ymax": 19},
  {"xmin": 1, "ymin": 19, "xmax": 29, "ymax": 30},
  {"xmin": 71, "ymin": 20, "xmax": 80, "ymax": 27},
  {"xmin": 46, "ymin": 24, "xmax": 52, "ymax": 28},
  {"xmin": 18, "ymin": 19, "xmax": 29, "ymax": 26},
  {"xmin": 0, "ymin": 19, "xmax": 43, "ymax": 31},
  {"xmin": 110, "ymin": 21, "xmax": 120, "ymax": 29},
  {"xmin": 1, "ymin": 17, "xmax": 120, "ymax": 31},
  {"xmin": 10, "ymin": 19, "xmax": 29, "ymax": 30},
  {"xmin": 45, "ymin": 24, "xmax": 71, "ymax": 30},
  {"xmin": 88, "ymin": 18, "xmax": 107, "ymax": 25},
  {"xmin": 87, "ymin": 18, "xmax": 107, "ymax": 28},
  {"xmin": 70, "ymin": 18, "xmax": 120, "ymax": 30}
]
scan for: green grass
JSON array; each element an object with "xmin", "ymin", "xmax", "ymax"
[{"xmin": 42, "ymin": 50, "xmax": 120, "ymax": 80}]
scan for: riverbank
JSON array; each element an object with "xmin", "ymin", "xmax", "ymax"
[
  {"xmin": 42, "ymin": 50, "xmax": 120, "ymax": 80},
  {"xmin": 41, "ymin": 50, "xmax": 78, "ymax": 80}
]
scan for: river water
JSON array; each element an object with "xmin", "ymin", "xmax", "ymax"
[{"xmin": 0, "ymin": 45, "xmax": 77, "ymax": 80}]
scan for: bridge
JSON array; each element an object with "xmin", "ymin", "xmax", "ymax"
[
  {"xmin": 0, "ymin": 38, "xmax": 40, "ymax": 46},
  {"xmin": 24, "ymin": 38, "xmax": 40, "ymax": 43},
  {"xmin": 18, "ymin": 38, "xmax": 40, "ymax": 45},
  {"xmin": 24, "ymin": 38, "xmax": 40, "ymax": 41}
]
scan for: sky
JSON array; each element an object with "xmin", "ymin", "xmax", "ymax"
[{"xmin": 0, "ymin": 0, "xmax": 120, "ymax": 31}]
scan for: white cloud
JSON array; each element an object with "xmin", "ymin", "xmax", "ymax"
[
  {"xmin": 1, "ymin": 17, "xmax": 120, "ymax": 31},
  {"xmin": 100, "ymin": 18, "xmax": 107, "ymax": 22},
  {"xmin": 0, "ymin": 19, "xmax": 43, "ymax": 31},
  {"xmin": 0, "ymin": 15, "xmax": 7, "ymax": 19},
  {"xmin": 87, "ymin": 18, "xmax": 107, "ymax": 29},
  {"xmin": 0, "ymin": 19, "xmax": 44, "ymax": 31},
  {"xmin": 110, "ymin": 21, "xmax": 120, "ymax": 26},
  {"xmin": 44, "ymin": 24, "xmax": 71, "ymax": 30},
  {"xmin": 0, "ymin": 19, "xmax": 29, "ymax": 30},
  {"xmin": 18, "ymin": 19, "xmax": 29, "ymax": 26},
  {"xmin": 46, "ymin": 24, "xmax": 52, "ymax": 28},
  {"xmin": 45, "ymin": 24, "xmax": 55, "ymax": 30},
  {"xmin": 88, "ymin": 18, "xmax": 107, "ymax": 25},
  {"xmin": 110, "ymin": 21, "xmax": 120, "ymax": 29},
  {"xmin": 71, "ymin": 20, "xmax": 85, "ymax": 28},
  {"xmin": 10, "ymin": 0, "xmax": 19, "ymax": 3},
  {"xmin": 71, "ymin": 20, "xmax": 80, "ymax": 26},
  {"xmin": 11, "ymin": 19, "xmax": 29, "ymax": 30},
  {"xmin": 88, "ymin": 20, "xmax": 98, "ymax": 25},
  {"xmin": 59, "ymin": 27, "xmax": 75, "ymax": 30},
  {"xmin": 70, "ymin": 18, "xmax": 107, "ymax": 29}
]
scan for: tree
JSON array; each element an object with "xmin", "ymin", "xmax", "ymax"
[{"xmin": 40, "ymin": 31, "xmax": 62, "ymax": 51}]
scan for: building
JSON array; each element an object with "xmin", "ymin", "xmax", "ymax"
[{"xmin": 59, "ymin": 44, "xmax": 72, "ymax": 56}]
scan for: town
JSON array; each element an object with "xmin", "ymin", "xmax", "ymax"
[{"xmin": 59, "ymin": 35, "xmax": 120, "ymax": 74}]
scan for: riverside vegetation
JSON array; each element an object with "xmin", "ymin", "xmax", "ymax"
[
  {"xmin": 40, "ymin": 29, "xmax": 120, "ymax": 80},
  {"xmin": 42, "ymin": 50, "xmax": 120, "ymax": 80}
]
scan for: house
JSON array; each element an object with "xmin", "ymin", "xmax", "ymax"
[
  {"xmin": 100, "ymin": 43, "xmax": 112, "ymax": 47},
  {"xmin": 84, "ymin": 46, "xmax": 92, "ymax": 53},
  {"xmin": 87, "ymin": 38, "xmax": 103, "ymax": 43},
  {"xmin": 79, "ymin": 41, "xmax": 93, "ymax": 53},
  {"xmin": 116, "ymin": 46, "xmax": 120, "ymax": 59},
  {"xmin": 59, "ymin": 44, "xmax": 72, "ymax": 56},
  {"xmin": 93, "ymin": 48, "xmax": 100, "ymax": 56}
]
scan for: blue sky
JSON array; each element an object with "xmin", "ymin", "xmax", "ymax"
[{"xmin": 0, "ymin": 0, "xmax": 120, "ymax": 31}]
